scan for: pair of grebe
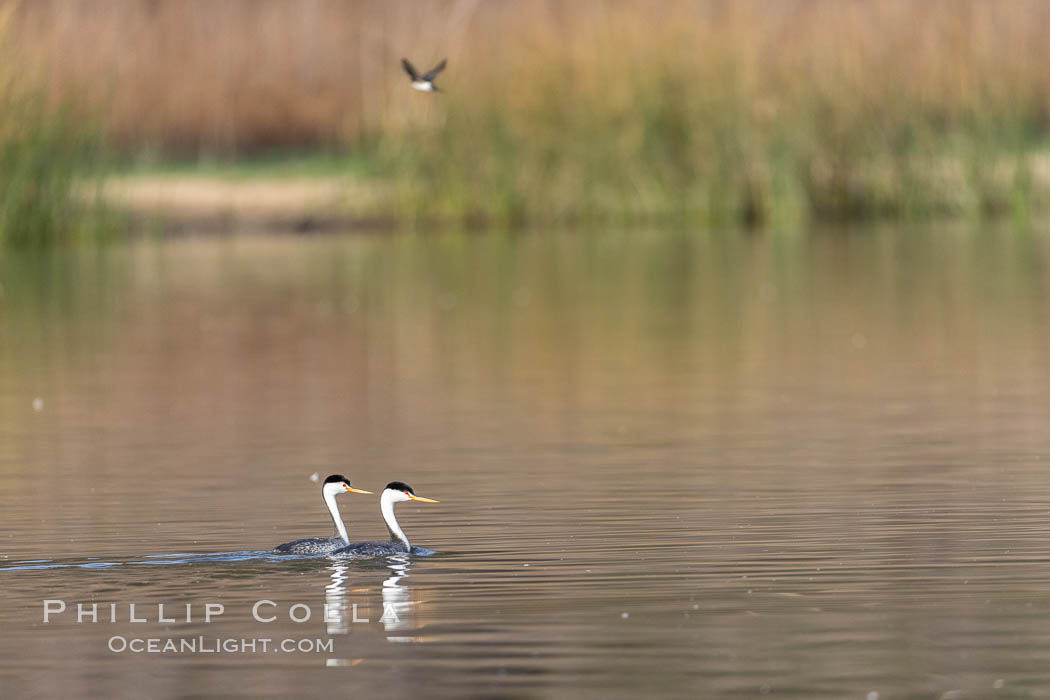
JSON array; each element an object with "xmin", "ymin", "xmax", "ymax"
[{"xmin": 274, "ymin": 476, "xmax": 438, "ymax": 556}]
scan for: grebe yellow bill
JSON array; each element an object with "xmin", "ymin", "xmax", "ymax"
[
  {"xmin": 274, "ymin": 475, "xmax": 373, "ymax": 555},
  {"xmin": 332, "ymin": 482, "xmax": 438, "ymax": 558}
]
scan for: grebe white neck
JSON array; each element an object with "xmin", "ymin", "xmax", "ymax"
[
  {"xmin": 322, "ymin": 481, "xmax": 350, "ymax": 543},
  {"xmin": 380, "ymin": 489, "xmax": 411, "ymax": 550}
]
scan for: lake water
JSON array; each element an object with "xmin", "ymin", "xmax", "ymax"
[{"xmin": 2, "ymin": 225, "xmax": 1050, "ymax": 698}]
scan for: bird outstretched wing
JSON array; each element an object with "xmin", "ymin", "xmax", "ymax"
[
  {"xmin": 422, "ymin": 59, "xmax": 447, "ymax": 81},
  {"xmin": 401, "ymin": 58, "xmax": 420, "ymax": 81}
]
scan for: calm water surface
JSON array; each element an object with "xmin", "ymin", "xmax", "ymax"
[{"xmin": 2, "ymin": 226, "xmax": 1050, "ymax": 698}]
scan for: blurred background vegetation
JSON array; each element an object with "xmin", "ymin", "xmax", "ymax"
[
  {"xmin": 0, "ymin": 2, "xmax": 113, "ymax": 246},
  {"xmin": 3, "ymin": 0, "xmax": 1050, "ymax": 241}
]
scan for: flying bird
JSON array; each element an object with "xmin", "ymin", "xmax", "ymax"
[{"xmin": 401, "ymin": 58, "xmax": 447, "ymax": 92}]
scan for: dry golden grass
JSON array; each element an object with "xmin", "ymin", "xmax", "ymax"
[
  {"xmin": 9, "ymin": 0, "xmax": 502, "ymax": 151},
  {"xmin": 7, "ymin": 0, "xmax": 1050, "ymax": 223},
  {"xmin": 8, "ymin": 0, "xmax": 1047, "ymax": 152}
]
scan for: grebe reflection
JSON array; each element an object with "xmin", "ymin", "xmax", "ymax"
[
  {"xmin": 381, "ymin": 555, "xmax": 416, "ymax": 642},
  {"xmin": 322, "ymin": 556, "xmax": 423, "ymax": 643}
]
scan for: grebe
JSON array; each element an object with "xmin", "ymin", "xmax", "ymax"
[
  {"xmin": 401, "ymin": 58, "xmax": 447, "ymax": 92},
  {"xmin": 333, "ymin": 482, "xmax": 438, "ymax": 557},
  {"xmin": 274, "ymin": 475, "xmax": 372, "ymax": 554}
]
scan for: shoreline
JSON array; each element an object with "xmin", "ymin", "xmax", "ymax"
[
  {"xmin": 96, "ymin": 174, "xmax": 393, "ymax": 233},
  {"xmin": 94, "ymin": 151, "xmax": 1050, "ymax": 234}
]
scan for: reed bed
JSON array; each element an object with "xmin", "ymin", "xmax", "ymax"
[
  {"xmin": 0, "ymin": 2, "xmax": 112, "ymax": 246},
  {"xmin": 9, "ymin": 0, "xmax": 1050, "ymax": 225}
]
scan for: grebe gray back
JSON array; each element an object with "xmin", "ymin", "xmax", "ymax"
[
  {"xmin": 332, "ymin": 482, "xmax": 438, "ymax": 557},
  {"xmin": 274, "ymin": 475, "xmax": 372, "ymax": 554}
]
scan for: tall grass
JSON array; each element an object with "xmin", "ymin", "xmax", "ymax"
[
  {"xmin": 9, "ymin": 1, "xmax": 1050, "ymax": 224},
  {"xmin": 0, "ymin": 3, "xmax": 113, "ymax": 246},
  {"xmin": 376, "ymin": 1, "xmax": 1050, "ymax": 224},
  {"xmin": 0, "ymin": 91, "xmax": 113, "ymax": 246}
]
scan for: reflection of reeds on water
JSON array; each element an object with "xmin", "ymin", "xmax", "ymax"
[{"xmin": 10, "ymin": 1, "xmax": 1050, "ymax": 224}]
